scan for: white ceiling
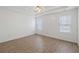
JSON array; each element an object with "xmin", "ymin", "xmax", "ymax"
[
  {"xmin": 0, "ymin": 6, "xmax": 34, "ymax": 15},
  {"xmin": 1, "ymin": 6, "xmax": 62, "ymax": 13},
  {"xmin": 44, "ymin": 6, "xmax": 62, "ymax": 11},
  {"xmin": 0, "ymin": 6, "xmax": 72, "ymax": 14},
  {"xmin": 5, "ymin": 6, "xmax": 34, "ymax": 14}
]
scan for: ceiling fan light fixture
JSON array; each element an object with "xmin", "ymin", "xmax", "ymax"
[{"xmin": 34, "ymin": 6, "xmax": 45, "ymax": 13}]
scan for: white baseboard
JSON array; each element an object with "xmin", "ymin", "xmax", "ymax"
[
  {"xmin": 37, "ymin": 32, "xmax": 77, "ymax": 43},
  {"xmin": 0, "ymin": 32, "xmax": 35, "ymax": 43}
]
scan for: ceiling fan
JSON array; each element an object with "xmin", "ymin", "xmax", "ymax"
[{"xmin": 34, "ymin": 6, "xmax": 45, "ymax": 13}]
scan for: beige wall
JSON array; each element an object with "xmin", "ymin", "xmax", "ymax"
[
  {"xmin": 36, "ymin": 9, "xmax": 78, "ymax": 43},
  {"xmin": 0, "ymin": 7, "xmax": 35, "ymax": 43},
  {"xmin": 78, "ymin": 8, "xmax": 79, "ymax": 45},
  {"xmin": 0, "ymin": 6, "xmax": 78, "ymax": 44}
]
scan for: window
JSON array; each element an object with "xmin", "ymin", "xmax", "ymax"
[{"xmin": 59, "ymin": 15, "xmax": 71, "ymax": 33}]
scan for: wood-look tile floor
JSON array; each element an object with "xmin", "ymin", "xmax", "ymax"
[{"xmin": 0, "ymin": 34, "xmax": 79, "ymax": 53}]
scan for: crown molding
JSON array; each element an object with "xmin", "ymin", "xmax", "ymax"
[
  {"xmin": 0, "ymin": 6, "xmax": 34, "ymax": 15},
  {"xmin": 36, "ymin": 6, "xmax": 78, "ymax": 17}
]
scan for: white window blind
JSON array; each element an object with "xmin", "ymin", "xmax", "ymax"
[{"xmin": 59, "ymin": 15, "xmax": 71, "ymax": 33}]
